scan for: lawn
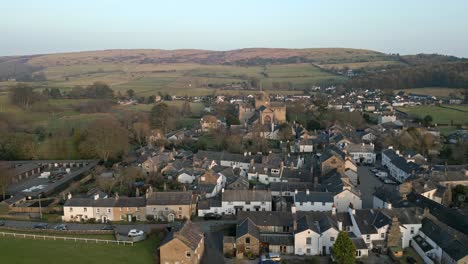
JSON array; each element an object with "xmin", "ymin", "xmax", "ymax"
[
  {"xmin": 398, "ymin": 105, "xmax": 468, "ymax": 125},
  {"xmin": 0, "ymin": 234, "xmax": 159, "ymax": 264}
]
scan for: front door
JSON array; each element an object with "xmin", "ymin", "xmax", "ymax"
[
  {"xmin": 127, "ymin": 214, "xmax": 132, "ymax": 222},
  {"xmin": 322, "ymin": 246, "xmax": 327, "ymax": 255},
  {"xmin": 102, "ymin": 216, "xmax": 107, "ymax": 223}
]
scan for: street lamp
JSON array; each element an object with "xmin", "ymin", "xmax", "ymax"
[{"xmin": 38, "ymin": 194, "xmax": 42, "ymax": 220}]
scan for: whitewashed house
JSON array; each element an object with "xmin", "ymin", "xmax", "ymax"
[
  {"xmin": 333, "ymin": 188, "xmax": 362, "ymax": 213},
  {"xmin": 346, "ymin": 143, "xmax": 376, "ymax": 164},
  {"xmin": 221, "ymin": 189, "xmax": 272, "ymax": 215},
  {"xmin": 177, "ymin": 172, "xmax": 195, "ymax": 184},
  {"xmin": 382, "ymin": 147, "xmax": 420, "ymax": 182},
  {"xmin": 293, "ymin": 190, "xmax": 334, "ymax": 212}
]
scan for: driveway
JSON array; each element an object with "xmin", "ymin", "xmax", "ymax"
[{"xmin": 201, "ymin": 231, "xmax": 225, "ymax": 264}]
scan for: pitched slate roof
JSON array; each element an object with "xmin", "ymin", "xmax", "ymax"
[
  {"xmin": 114, "ymin": 197, "xmax": 146, "ymax": 207},
  {"xmin": 237, "ymin": 218, "xmax": 260, "ymax": 239},
  {"xmin": 412, "ymin": 235, "xmax": 434, "ymax": 252},
  {"xmin": 160, "ymin": 221, "xmax": 204, "ymax": 251},
  {"xmin": 222, "ymin": 190, "xmax": 271, "ymax": 202},
  {"xmin": 321, "ymin": 169, "xmax": 344, "ymax": 193},
  {"xmin": 197, "ymin": 197, "xmax": 222, "ymax": 210},
  {"xmin": 383, "ymin": 148, "xmax": 420, "ymax": 174},
  {"xmin": 347, "ymin": 143, "xmax": 374, "ymax": 153},
  {"xmin": 320, "ymin": 145, "xmax": 346, "ymax": 163},
  {"xmin": 373, "ymin": 185, "xmax": 402, "ymax": 204},
  {"xmin": 396, "ymin": 192, "xmax": 468, "ymax": 234},
  {"xmin": 64, "ymin": 197, "xmax": 115, "ymax": 207},
  {"xmin": 296, "ymin": 212, "xmax": 338, "ymax": 234},
  {"xmin": 237, "ymin": 211, "xmax": 293, "ymax": 228},
  {"xmin": 146, "ymin": 191, "xmax": 193, "ymax": 206},
  {"xmin": 270, "ymin": 182, "xmax": 314, "ymax": 192},
  {"xmin": 420, "ymin": 218, "xmax": 468, "ymax": 261},
  {"xmin": 353, "ymin": 209, "xmax": 392, "ymax": 234},
  {"xmin": 295, "ymin": 191, "xmax": 334, "ymax": 203},
  {"xmin": 259, "ymin": 233, "xmax": 294, "ymax": 246},
  {"xmin": 351, "ymin": 237, "xmax": 368, "ymax": 250}
]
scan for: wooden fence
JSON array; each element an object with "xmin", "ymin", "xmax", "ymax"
[{"xmin": 0, "ymin": 231, "xmax": 133, "ymax": 245}]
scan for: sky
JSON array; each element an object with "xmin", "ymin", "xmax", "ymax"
[{"xmin": 1, "ymin": 0, "xmax": 468, "ymax": 57}]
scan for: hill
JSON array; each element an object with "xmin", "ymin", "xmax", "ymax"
[
  {"xmin": 1, "ymin": 48, "xmax": 466, "ymax": 96},
  {"xmin": 23, "ymin": 48, "xmax": 392, "ymax": 67}
]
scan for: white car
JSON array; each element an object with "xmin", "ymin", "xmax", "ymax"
[
  {"xmin": 261, "ymin": 253, "xmax": 281, "ymax": 262},
  {"xmin": 128, "ymin": 229, "xmax": 144, "ymax": 237},
  {"xmin": 375, "ymin": 172, "xmax": 388, "ymax": 178}
]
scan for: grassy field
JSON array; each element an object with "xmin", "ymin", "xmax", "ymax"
[
  {"xmin": 394, "ymin": 87, "xmax": 466, "ymax": 98},
  {"xmin": 319, "ymin": 60, "xmax": 405, "ymax": 70},
  {"xmin": 0, "ymin": 235, "xmax": 159, "ymax": 264},
  {"xmin": 398, "ymin": 105, "xmax": 468, "ymax": 125},
  {"xmin": 1, "ymin": 60, "xmax": 346, "ymax": 97}
]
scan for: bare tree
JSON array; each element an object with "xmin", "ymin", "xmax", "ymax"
[
  {"xmin": 132, "ymin": 122, "xmax": 150, "ymax": 146},
  {"xmin": 79, "ymin": 119, "xmax": 130, "ymax": 162},
  {"xmin": 0, "ymin": 161, "xmax": 12, "ymax": 200}
]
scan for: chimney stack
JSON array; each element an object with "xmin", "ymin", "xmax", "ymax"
[
  {"xmin": 67, "ymin": 193, "xmax": 72, "ymax": 200},
  {"xmin": 306, "ymin": 189, "xmax": 310, "ymax": 195}
]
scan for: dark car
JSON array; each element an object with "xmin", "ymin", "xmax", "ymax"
[
  {"xmin": 33, "ymin": 223, "xmax": 49, "ymax": 229},
  {"xmin": 406, "ymin": 256, "xmax": 417, "ymax": 264},
  {"xmin": 101, "ymin": 225, "xmax": 114, "ymax": 230},
  {"xmin": 204, "ymin": 213, "xmax": 222, "ymax": 220},
  {"xmin": 54, "ymin": 224, "xmax": 68, "ymax": 230},
  {"xmin": 0, "ymin": 220, "xmax": 5, "ymax": 226}
]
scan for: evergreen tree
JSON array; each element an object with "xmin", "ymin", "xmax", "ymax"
[{"xmin": 332, "ymin": 231, "xmax": 356, "ymax": 264}]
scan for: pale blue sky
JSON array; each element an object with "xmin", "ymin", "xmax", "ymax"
[{"xmin": 1, "ymin": 0, "xmax": 467, "ymax": 57}]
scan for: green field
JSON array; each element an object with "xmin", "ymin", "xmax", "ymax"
[
  {"xmin": 394, "ymin": 87, "xmax": 466, "ymax": 98},
  {"xmin": 398, "ymin": 105, "xmax": 468, "ymax": 125},
  {"xmin": 1, "ymin": 60, "xmax": 346, "ymax": 97},
  {"xmin": 0, "ymin": 235, "xmax": 159, "ymax": 264}
]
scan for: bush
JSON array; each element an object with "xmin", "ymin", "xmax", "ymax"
[{"xmin": 87, "ymin": 218, "xmax": 96, "ymax": 223}]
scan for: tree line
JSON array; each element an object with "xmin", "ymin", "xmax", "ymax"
[{"xmin": 347, "ymin": 61, "xmax": 468, "ymax": 90}]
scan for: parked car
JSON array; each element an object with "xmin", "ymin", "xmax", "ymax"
[
  {"xmin": 375, "ymin": 171, "xmax": 388, "ymax": 178},
  {"xmin": 0, "ymin": 220, "xmax": 5, "ymax": 226},
  {"xmin": 204, "ymin": 213, "xmax": 222, "ymax": 220},
  {"xmin": 406, "ymin": 256, "xmax": 417, "ymax": 264},
  {"xmin": 54, "ymin": 224, "xmax": 68, "ymax": 230},
  {"xmin": 261, "ymin": 253, "xmax": 281, "ymax": 262},
  {"xmin": 384, "ymin": 179, "xmax": 398, "ymax": 185},
  {"xmin": 370, "ymin": 168, "xmax": 379, "ymax": 173},
  {"xmin": 33, "ymin": 223, "xmax": 49, "ymax": 229},
  {"xmin": 101, "ymin": 225, "xmax": 113, "ymax": 230},
  {"xmin": 128, "ymin": 229, "xmax": 144, "ymax": 237}
]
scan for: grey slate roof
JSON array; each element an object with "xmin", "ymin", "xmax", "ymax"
[
  {"xmin": 160, "ymin": 221, "xmax": 204, "ymax": 251},
  {"xmin": 295, "ymin": 191, "xmax": 334, "ymax": 203},
  {"xmin": 412, "ymin": 235, "xmax": 434, "ymax": 252},
  {"xmin": 237, "ymin": 211, "xmax": 293, "ymax": 228},
  {"xmin": 270, "ymin": 182, "xmax": 314, "ymax": 192},
  {"xmin": 114, "ymin": 197, "xmax": 146, "ymax": 207},
  {"xmin": 351, "ymin": 238, "xmax": 368, "ymax": 250},
  {"xmin": 420, "ymin": 218, "xmax": 468, "ymax": 261},
  {"xmin": 197, "ymin": 197, "xmax": 221, "ymax": 210},
  {"xmin": 223, "ymin": 190, "xmax": 271, "ymax": 202},
  {"xmin": 260, "ymin": 233, "xmax": 294, "ymax": 246},
  {"xmin": 396, "ymin": 192, "xmax": 468, "ymax": 234},
  {"xmin": 383, "ymin": 148, "xmax": 420, "ymax": 174},
  {"xmin": 321, "ymin": 169, "xmax": 344, "ymax": 193},
  {"xmin": 146, "ymin": 191, "xmax": 193, "ymax": 206},
  {"xmin": 237, "ymin": 218, "xmax": 260, "ymax": 239}
]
